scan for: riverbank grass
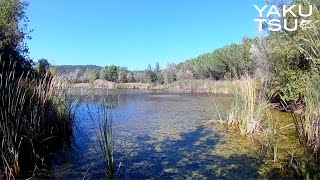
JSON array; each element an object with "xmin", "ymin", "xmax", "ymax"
[{"xmin": 0, "ymin": 60, "xmax": 73, "ymax": 178}]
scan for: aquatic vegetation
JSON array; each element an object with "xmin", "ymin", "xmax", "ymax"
[
  {"xmin": 255, "ymin": 110, "xmax": 298, "ymax": 169},
  {"xmin": 88, "ymin": 97, "xmax": 116, "ymax": 179},
  {"xmin": 0, "ymin": 60, "xmax": 73, "ymax": 178},
  {"xmin": 99, "ymin": 99, "xmax": 115, "ymax": 179},
  {"xmin": 285, "ymin": 22, "xmax": 320, "ymax": 179},
  {"xmin": 289, "ymin": 76, "xmax": 320, "ymax": 179},
  {"xmin": 260, "ymin": 113, "xmax": 280, "ymax": 163},
  {"xmin": 227, "ymin": 77, "xmax": 267, "ymax": 136}
]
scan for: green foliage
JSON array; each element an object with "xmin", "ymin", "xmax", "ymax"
[
  {"xmin": 0, "ymin": 0, "xmax": 28, "ymax": 50},
  {"xmin": 185, "ymin": 37, "xmax": 254, "ymax": 80},
  {"xmin": 227, "ymin": 77, "xmax": 266, "ymax": 136},
  {"xmin": 35, "ymin": 58, "xmax": 50, "ymax": 76},
  {"xmin": 266, "ymin": 4, "xmax": 320, "ymax": 103},
  {"xmin": 83, "ymin": 68, "xmax": 98, "ymax": 83},
  {"xmin": 277, "ymin": 69, "xmax": 308, "ymax": 102},
  {"xmin": 100, "ymin": 65, "xmax": 118, "ymax": 82},
  {"xmin": 289, "ymin": 75, "xmax": 320, "ymax": 179},
  {"xmin": 155, "ymin": 62, "xmax": 164, "ymax": 84},
  {"xmin": 99, "ymin": 65, "xmax": 129, "ymax": 83},
  {"xmin": 163, "ymin": 63, "xmax": 177, "ymax": 84},
  {"xmin": 0, "ymin": 0, "xmax": 33, "ymax": 75},
  {"xmin": 0, "ymin": 61, "xmax": 73, "ymax": 178},
  {"xmin": 143, "ymin": 64, "xmax": 157, "ymax": 83},
  {"xmin": 55, "ymin": 65, "xmax": 102, "ymax": 75},
  {"xmin": 89, "ymin": 98, "xmax": 115, "ymax": 179},
  {"xmin": 117, "ymin": 66, "xmax": 128, "ymax": 83}
]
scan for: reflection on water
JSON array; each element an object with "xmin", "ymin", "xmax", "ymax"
[{"xmin": 50, "ymin": 89, "xmax": 288, "ymax": 179}]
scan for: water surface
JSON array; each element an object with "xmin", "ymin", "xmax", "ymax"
[{"xmin": 50, "ymin": 89, "xmax": 291, "ymax": 179}]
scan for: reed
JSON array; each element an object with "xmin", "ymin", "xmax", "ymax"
[
  {"xmin": 0, "ymin": 61, "xmax": 27, "ymax": 178},
  {"xmin": 88, "ymin": 97, "xmax": 115, "ymax": 179},
  {"xmin": 115, "ymin": 82, "xmax": 150, "ymax": 89},
  {"xmin": 262, "ymin": 112, "xmax": 280, "ymax": 163},
  {"xmin": 164, "ymin": 79, "xmax": 234, "ymax": 93},
  {"xmin": 99, "ymin": 99, "xmax": 115, "ymax": 179},
  {"xmin": 290, "ymin": 76, "xmax": 320, "ymax": 179},
  {"xmin": 227, "ymin": 77, "xmax": 266, "ymax": 136},
  {"xmin": 0, "ymin": 59, "xmax": 73, "ymax": 178}
]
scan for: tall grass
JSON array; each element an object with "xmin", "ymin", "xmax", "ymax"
[
  {"xmin": 88, "ymin": 97, "xmax": 116, "ymax": 179},
  {"xmin": 163, "ymin": 79, "xmax": 233, "ymax": 93},
  {"xmin": 0, "ymin": 61, "xmax": 27, "ymax": 178},
  {"xmin": 290, "ymin": 76, "xmax": 320, "ymax": 179},
  {"xmin": 289, "ymin": 21, "xmax": 320, "ymax": 179},
  {"xmin": 98, "ymin": 98, "xmax": 115, "ymax": 179},
  {"xmin": 115, "ymin": 82, "xmax": 150, "ymax": 89},
  {"xmin": 227, "ymin": 77, "xmax": 267, "ymax": 136},
  {"xmin": 0, "ymin": 59, "xmax": 73, "ymax": 178}
]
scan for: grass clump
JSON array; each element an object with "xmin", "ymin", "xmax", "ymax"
[{"xmin": 98, "ymin": 99, "xmax": 115, "ymax": 179}]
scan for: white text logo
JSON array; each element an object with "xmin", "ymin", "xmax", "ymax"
[{"xmin": 254, "ymin": 5, "xmax": 314, "ymax": 32}]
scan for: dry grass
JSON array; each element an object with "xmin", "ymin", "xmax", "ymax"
[
  {"xmin": 115, "ymin": 82, "xmax": 151, "ymax": 89},
  {"xmin": 161, "ymin": 79, "xmax": 237, "ymax": 93}
]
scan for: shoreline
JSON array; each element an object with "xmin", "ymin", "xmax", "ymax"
[{"xmin": 70, "ymin": 79, "xmax": 234, "ymax": 94}]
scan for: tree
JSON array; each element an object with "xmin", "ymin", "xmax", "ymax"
[
  {"xmin": 127, "ymin": 72, "xmax": 136, "ymax": 83},
  {"xmin": 266, "ymin": 2, "xmax": 320, "ymax": 102},
  {"xmin": 100, "ymin": 65, "xmax": 119, "ymax": 82},
  {"xmin": 48, "ymin": 66, "xmax": 57, "ymax": 76},
  {"xmin": 177, "ymin": 62, "xmax": 194, "ymax": 81},
  {"xmin": 0, "ymin": 0, "xmax": 32, "ymax": 76},
  {"xmin": 68, "ymin": 68, "xmax": 81, "ymax": 83},
  {"xmin": 35, "ymin": 58, "xmax": 50, "ymax": 76},
  {"xmin": 117, "ymin": 66, "xmax": 128, "ymax": 83},
  {"xmin": 250, "ymin": 36, "xmax": 270, "ymax": 87},
  {"xmin": 163, "ymin": 63, "xmax": 177, "ymax": 84},
  {"xmin": 181, "ymin": 39, "xmax": 254, "ymax": 80},
  {"xmin": 83, "ymin": 68, "xmax": 98, "ymax": 83},
  {"xmin": 144, "ymin": 64, "xmax": 157, "ymax": 83},
  {"xmin": 155, "ymin": 62, "xmax": 163, "ymax": 84}
]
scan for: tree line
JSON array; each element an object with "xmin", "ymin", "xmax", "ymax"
[{"xmin": 42, "ymin": 0, "xmax": 320, "ymax": 106}]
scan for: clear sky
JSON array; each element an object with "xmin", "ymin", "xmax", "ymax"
[{"xmin": 26, "ymin": 0, "xmax": 265, "ymax": 70}]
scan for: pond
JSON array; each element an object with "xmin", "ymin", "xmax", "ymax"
[{"xmin": 49, "ymin": 89, "xmax": 297, "ymax": 179}]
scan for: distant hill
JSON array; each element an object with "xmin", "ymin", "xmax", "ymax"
[{"xmin": 54, "ymin": 65, "xmax": 102, "ymax": 75}]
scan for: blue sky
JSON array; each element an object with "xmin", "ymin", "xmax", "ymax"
[{"xmin": 26, "ymin": 0, "xmax": 265, "ymax": 70}]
